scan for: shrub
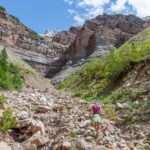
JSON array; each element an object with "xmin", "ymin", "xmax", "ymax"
[
  {"xmin": 0, "ymin": 94, "xmax": 7, "ymax": 104},
  {"xmin": 10, "ymin": 15, "xmax": 20, "ymax": 23},
  {"xmin": 69, "ymin": 129, "xmax": 78, "ymax": 138},
  {"xmin": 28, "ymin": 29, "xmax": 44, "ymax": 40},
  {"xmin": 0, "ymin": 48, "xmax": 23, "ymax": 90},
  {"xmin": 0, "ymin": 6, "xmax": 6, "ymax": 12},
  {"xmin": 0, "ymin": 108, "xmax": 16, "ymax": 134}
]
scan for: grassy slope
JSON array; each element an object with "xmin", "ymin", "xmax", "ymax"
[{"xmin": 58, "ymin": 27, "xmax": 150, "ymax": 102}]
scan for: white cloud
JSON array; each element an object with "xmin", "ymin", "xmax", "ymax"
[
  {"xmin": 78, "ymin": 0, "xmax": 109, "ymax": 8},
  {"xmin": 73, "ymin": 15, "xmax": 84, "ymax": 25},
  {"xmin": 108, "ymin": 0, "xmax": 150, "ymax": 17},
  {"xmin": 64, "ymin": 0, "xmax": 73, "ymax": 5},
  {"xmin": 65, "ymin": 0, "xmax": 150, "ymax": 26},
  {"xmin": 110, "ymin": 0, "xmax": 128, "ymax": 12},
  {"xmin": 128, "ymin": 0, "xmax": 150, "ymax": 17},
  {"xmin": 78, "ymin": 0, "xmax": 110, "ymax": 17},
  {"xmin": 65, "ymin": 0, "xmax": 110, "ymax": 25},
  {"xmin": 68, "ymin": 9, "xmax": 76, "ymax": 15}
]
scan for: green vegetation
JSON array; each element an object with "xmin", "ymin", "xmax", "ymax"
[
  {"xmin": 59, "ymin": 27, "xmax": 150, "ymax": 102},
  {"xmin": 0, "ymin": 94, "xmax": 7, "ymax": 104},
  {"xmin": 10, "ymin": 15, "xmax": 20, "ymax": 24},
  {"xmin": 28, "ymin": 29, "xmax": 44, "ymax": 40},
  {"xmin": 69, "ymin": 129, "xmax": 78, "ymax": 138},
  {"xmin": 0, "ymin": 6, "xmax": 6, "ymax": 12},
  {"xmin": 0, "ymin": 48, "xmax": 23, "ymax": 90},
  {"xmin": 0, "ymin": 108, "xmax": 16, "ymax": 134}
]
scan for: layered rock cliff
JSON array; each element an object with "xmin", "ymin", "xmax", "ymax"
[
  {"xmin": 48, "ymin": 14, "xmax": 148, "ymax": 81},
  {"xmin": 0, "ymin": 9, "xmax": 67, "ymax": 74}
]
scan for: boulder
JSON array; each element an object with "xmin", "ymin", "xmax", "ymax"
[
  {"xmin": 61, "ymin": 141, "xmax": 72, "ymax": 150},
  {"xmin": 76, "ymin": 139, "xmax": 92, "ymax": 150},
  {"xmin": 79, "ymin": 120, "xmax": 91, "ymax": 128},
  {"xmin": 39, "ymin": 95, "xmax": 47, "ymax": 105},
  {"xmin": 17, "ymin": 111, "xmax": 29, "ymax": 120},
  {"xmin": 30, "ymin": 119, "xmax": 45, "ymax": 134},
  {"xmin": 0, "ymin": 141, "xmax": 12, "ymax": 150},
  {"xmin": 23, "ymin": 132, "xmax": 49, "ymax": 149}
]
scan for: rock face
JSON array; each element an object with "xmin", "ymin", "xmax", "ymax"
[
  {"xmin": 48, "ymin": 14, "xmax": 147, "ymax": 81},
  {"xmin": 0, "ymin": 10, "xmax": 67, "ymax": 74}
]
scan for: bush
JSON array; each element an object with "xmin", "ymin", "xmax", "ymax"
[
  {"xmin": 10, "ymin": 15, "xmax": 20, "ymax": 23},
  {"xmin": 0, "ymin": 94, "xmax": 7, "ymax": 104},
  {"xmin": 0, "ymin": 108, "xmax": 16, "ymax": 134},
  {"xmin": 0, "ymin": 48, "xmax": 23, "ymax": 90},
  {"xmin": 69, "ymin": 129, "xmax": 78, "ymax": 138},
  {"xmin": 0, "ymin": 6, "xmax": 6, "ymax": 12}
]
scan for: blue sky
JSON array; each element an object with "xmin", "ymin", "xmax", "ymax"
[{"xmin": 0, "ymin": 0, "xmax": 149, "ymax": 33}]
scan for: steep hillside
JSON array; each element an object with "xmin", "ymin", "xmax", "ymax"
[
  {"xmin": 0, "ymin": 6, "xmax": 149, "ymax": 150},
  {"xmin": 59, "ymin": 27, "xmax": 150, "ymax": 103}
]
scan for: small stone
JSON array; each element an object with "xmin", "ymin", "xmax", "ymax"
[
  {"xmin": 15, "ymin": 119, "xmax": 32, "ymax": 128},
  {"xmin": 37, "ymin": 105, "xmax": 51, "ymax": 113},
  {"xmin": 115, "ymin": 117, "xmax": 125, "ymax": 125},
  {"xmin": 76, "ymin": 139, "xmax": 92, "ymax": 150},
  {"xmin": 30, "ymin": 144, "xmax": 37, "ymax": 150},
  {"xmin": 107, "ymin": 124, "xmax": 115, "ymax": 134},
  {"xmin": 85, "ymin": 136, "xmax": 93, "ymax": 142},
  {"xmin": 61, "ymin": 141, "xmax": 72, "ymax": 150}
]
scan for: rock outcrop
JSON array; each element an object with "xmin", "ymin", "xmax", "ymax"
[{"xmin": 48, "ymin": 14, "xmax": 147, "ymax": 82}]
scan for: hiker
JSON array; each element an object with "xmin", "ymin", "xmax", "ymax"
[{"xmin": 90, "ymin": 101, "xmax": 102, "ymax": 135}]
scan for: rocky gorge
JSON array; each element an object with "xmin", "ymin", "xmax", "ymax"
[{"xmin": 0, "ymin": 6, "xmax": 150, "ymax": 150}]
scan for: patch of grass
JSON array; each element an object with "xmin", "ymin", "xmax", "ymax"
[
  {"xmin": 35, "ymin": 107, "xmax": 40, "ymax": 113},
  {"xmin": 0, "ymin": 48, "xmax": 23, "ymax": 90},
  {"xmin": 0, "ymin": 6, "xmax": 6, "ymax": 12},
  {"xmin": 0, "ymin": 94, "xmax": 7, "ymax": 104},
  {"xmin": 59, "ymin": 27, "xmax": 150, "ymax": 101},
  {"xmin": 69, "ymin": 129, "xmax": 78, "ymax": 138},
  {"xmin": 102, "ymin": 90, "xmax": 125, "ymax": 104},
  {"xmin": 0, "ymin": 108, "xmax": 16, "ymax": 134}
]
